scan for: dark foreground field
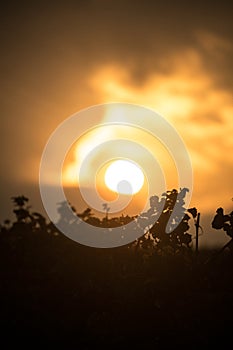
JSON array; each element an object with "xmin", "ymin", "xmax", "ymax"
[{"xmin": 0, "ymin": 228, "xmax": 233, "ymax": 349}]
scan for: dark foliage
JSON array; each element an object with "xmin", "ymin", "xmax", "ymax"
[{"xmin": 0, "ymin": 191, "xmax": 233, "ymax": 348}]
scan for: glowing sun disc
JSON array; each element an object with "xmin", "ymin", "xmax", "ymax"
[{"xmin": 104, "ymin": 160, "xmax": 144, "ymax": 195}]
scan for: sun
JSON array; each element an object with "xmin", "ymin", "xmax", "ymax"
[{"xmin": 104, "ymin": 159, "xmax": 144, "ymax": 195}]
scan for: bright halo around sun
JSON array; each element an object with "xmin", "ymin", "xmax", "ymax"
[{"xmin": 104, "ymin": 159, "xmax": 144, "ymax": 195}]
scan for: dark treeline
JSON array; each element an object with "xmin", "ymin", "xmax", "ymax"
[
  {"xmin": 0, "ymin": 189, "xmax": 233, "ymax": 348},
  {"xmin": 1, "ymin": 188, "xmax": 199, "ymax": 252}
]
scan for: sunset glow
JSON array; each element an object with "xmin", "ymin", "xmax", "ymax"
[
  {"xmin": 104, "ymin": 159, "xmax": 144, "ymax": 195},
  {"xmin": 1, "ymin": 1, "xmax": 232, "ymax": 248},
  {"xmin": 88, "ymin": 46, "xmax": 233, "ymax": 214}
]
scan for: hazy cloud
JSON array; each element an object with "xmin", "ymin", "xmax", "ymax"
[{"xmin": 1, "ymin": 1, "xmax": 232, "ymax": 225}]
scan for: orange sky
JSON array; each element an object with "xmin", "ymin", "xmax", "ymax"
[
  {"xmin": 1, "ymin": 1, "xmax": 232, "ymax": 246},
  {"xmin": 87, "ymin": 46, "xmax": 233, "ymax": 215}
]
